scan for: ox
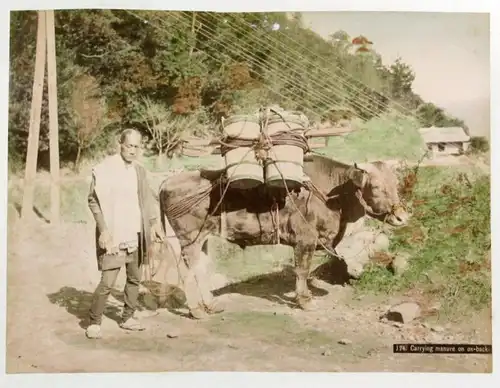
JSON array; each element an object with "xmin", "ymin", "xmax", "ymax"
[{"xmin": 159, "ymin": 154, "xmax": 410, "ymax": 319}]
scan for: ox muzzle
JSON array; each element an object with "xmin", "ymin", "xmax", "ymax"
[{"xmin": 355, "ymin": 189, "xmax": 410, "ymax": 227}]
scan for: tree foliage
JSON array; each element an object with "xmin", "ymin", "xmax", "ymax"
[{"xmin": 8, "ymin": 10, "xmax": 466, "ymax": 170}]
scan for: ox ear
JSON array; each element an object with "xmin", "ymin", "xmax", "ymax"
[{"xmin": 347, "ymin": 166, "xmax": 368, "ymax": 188}]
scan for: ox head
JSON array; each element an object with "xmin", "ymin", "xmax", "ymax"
[{"xmin": 347, "ymin": 162, "xmax": 410, "ymax": 227}]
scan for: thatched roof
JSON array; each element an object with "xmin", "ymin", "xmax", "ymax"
[{"xmin": 419, "ymin": 126, "xmax": 470, "ymax": 143}]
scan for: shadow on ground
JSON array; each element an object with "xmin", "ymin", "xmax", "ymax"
[
  {"xmin": 47, "ymin": 286, "xmax": 121, "ymax": 329},
  {"xmin": 12, "ymin": 202, "xmax": 49, "ymax": 224},
  {"xmin": 311, "ymin": 256, "xmax": 352, "ymax": 285},
  {"xmin": 47, "ymin": 282, "xmax": 189, "ymax": 326},
  {"xmin": 213, "ymin": 257, "xmax": 351, "ymax": 307}
]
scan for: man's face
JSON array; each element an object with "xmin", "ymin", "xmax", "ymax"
[{"xmin": 120, "ymin": 132, "xmax": 142, "ymax": 163}]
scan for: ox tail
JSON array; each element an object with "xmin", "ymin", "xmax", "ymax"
[
  {"xmin": 158, "ymin": 179, "xmax": 169, "ymax": 235},
  {"xmin": 159, "ymin": 187, "xmax": 166, "ymax": 235}
]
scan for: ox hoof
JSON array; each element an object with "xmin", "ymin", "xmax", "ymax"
[
  {"xmin": 297, "ymin": 297, "xmax": 317, "ymax": 311},
  {"xmin": 189, "ymin": 306, "xmax": 209, "ymax": 320},
  {"xmin": 204, "ymin": 300, "xmax": 225, "ymax": 315}
]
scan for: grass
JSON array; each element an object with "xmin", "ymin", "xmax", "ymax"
[
  {"xmin": 6, "ymin": 152, "xmax": 221, "ymax": 224},
  {"xmin": 208, "ymin": 235, "xmax": 332, "ymax": 283},
  {"xmin": 206, "ymin": 311, "xmax": 334, "ymax": 348},
  {"xmin": 353, "ymin": 166, "xmax": 491, "ymax": 319},
  {"xmin": 8, "ymin": 173, "xmax": 92, "ymax": 223},
  {"xmin": 314, "ymin": 112, "xmax": 427, "ymax": 163},
  {"xmin": 7, "ymin": 115, "xmax": 490, "ymax": 322}
]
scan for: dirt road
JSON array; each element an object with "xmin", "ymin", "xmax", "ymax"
[{"xmin": 6, "ymin": 213, "xmax": 492, "ymax": 374}]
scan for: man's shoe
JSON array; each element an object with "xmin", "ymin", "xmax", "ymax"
[
  {"xmin": 85, "ymin": 324, "xmax": 102, "ymax": 339},
  {"xmin": 119, "ymin": 317, "xmax": 145, "ymax": 331}
]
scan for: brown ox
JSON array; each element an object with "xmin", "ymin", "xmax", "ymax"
[{"xmin": 159, "ymin": 154, "xmax": 410, "ymax": 319}]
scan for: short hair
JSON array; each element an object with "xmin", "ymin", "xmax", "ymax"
[{"xmin": 119, "ymin": 128, "xmax": 142, "ymax": 144}]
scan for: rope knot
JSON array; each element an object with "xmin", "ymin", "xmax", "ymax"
[{"xmin": 253, "ymin": 132, "xmax": 273, "ymax": 164}]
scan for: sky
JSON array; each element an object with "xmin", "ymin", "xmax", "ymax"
[{"xmin": 301, "ymin": 11, "xmax": 490, "ymax": 137}]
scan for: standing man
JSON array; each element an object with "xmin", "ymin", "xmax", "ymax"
[{"xmin": 86, "ymin": 128, "xmax": 165, "ymax": 339}]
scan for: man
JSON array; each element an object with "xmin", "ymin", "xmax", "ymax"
[{"xmin": 86, "ymin": 128, "xmax": 165, "ymax": 339}]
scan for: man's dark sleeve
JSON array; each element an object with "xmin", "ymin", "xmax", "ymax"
[{"xmin": 88, "ymin": 173, "xmax": 108, "ymax": 234}]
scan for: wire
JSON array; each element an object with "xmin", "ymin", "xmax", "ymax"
[
  {"xmin": 178, "ymin": 11, "xmax": 384, "ymax": 120},
  {"xmin": 236, "ymin": 12, "xmax": 417, "ymax": 118},
  {"xmin": 127, "ymin": 10, "xmax": 378, "ymax": 123},
  {"xmin": 124, "ymin": 11, "xmax": 334, "ymax": 121},
  {"xmin": 205, "ymin": 11, "xmax": 393, "ymax": 118}
]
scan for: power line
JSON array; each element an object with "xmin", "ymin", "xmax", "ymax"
[
  {"xmin": 125, "ymin": 10, "xmax": 329, "ymax": 121},
  {"xmin": 126, "ymin": 10, "xmax": 362, "ymax": 122},
  {"xmin": 246, "ymin": 12, "xmax": 416, "ymax": 117},
  {"xmin": 172, "ymin": 11, "xmax": 383, "ymax": 120},
  {"xmin": 218, "ymin": 12, "xmax": 396, "ymax": 117},
  {"xmin": 178, "ymin": 11, "xmax": 384, "ymax": 120}
]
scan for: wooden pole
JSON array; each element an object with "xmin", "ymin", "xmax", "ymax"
[
  {"xmin": 45, "ymin": 10, "xmax": 60, "ymax": 224},
  {"xmin": 21, "ymin": 11, "xmax": 47, "ymax": 221}
]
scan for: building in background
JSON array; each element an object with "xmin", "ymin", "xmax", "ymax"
[{"xmin": 419, "ymin": 126, "xmax": 471, "ymax": 156}]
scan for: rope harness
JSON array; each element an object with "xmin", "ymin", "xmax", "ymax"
[{"xmin": 148, "ymin": 108, "xmax": 408, "ymax": 302}]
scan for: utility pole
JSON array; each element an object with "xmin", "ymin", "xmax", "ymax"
[
  {"xmin": 21, "ymin": 11, "xmax": 47, "ymax": 221},
  {"xmin": 46, "ymin": 10, "xmax": 61, "ymax": 225},
  {"xmin": 21, "ymin": 10, "xmax": 60, "ymax": 224}
]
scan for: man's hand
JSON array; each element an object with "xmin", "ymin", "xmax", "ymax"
[
  {"xmin": 151, "ymin": 221, "xmax": 165, "ymax": 243},
  {"xmin": 98, "ymin": 230, "xmax": 118, "ymax": 254}
]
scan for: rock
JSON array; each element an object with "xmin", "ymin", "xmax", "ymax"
[
  {"xmin": 343, "ymin": 218, "xmax": 366, "ymax": 237},
  {"xmin": 347, "ymin": 260, "xmax": 366, "ymax": 279},
  {"xmin": 391, "ymin": 252, "xmax": 411, "ymax": 275},
  {"xmin": 321, "ymin": 349, "xmax": 332, "ymax": 356},
  {"xmin": 372, "ymin": 233, "xmax": 390, "ymax": 252},
  {"xmin": 383, "ymin": 302, "xmax": 421, "ymax": 324},
  {"xmin": 166, "ymin": 330, "xmax": 180, "ymax": 338},
  {"xmin": 338, "ymin": 338, "xmax": 352, "ymax": 345},
  {"xmin": 431, "ymin": 325, "xmax": 444, "ymax": 333},
  {"xmin": 333, "ymin": 228, "xmax": 395, "ymax": 278}
]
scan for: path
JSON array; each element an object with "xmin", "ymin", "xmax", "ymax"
[{"xmin": 6, "ymin": 213, "xmax": 492, "ymax": 373}]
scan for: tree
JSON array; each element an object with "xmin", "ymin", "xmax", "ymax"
[
  {"xmin": 7, "ymin": 10, "xmax": 469, "ymax": 171},
  {"xmin": 131, "ymin": 97, "xmax": 198, "ymax": 167},
  {"xmin": 388, "ymin": 57, "xmax": 415, "ymax": 103},
  {"xmin": 68, "ymin": 74, "xmax": 117, "ymax": 172}
]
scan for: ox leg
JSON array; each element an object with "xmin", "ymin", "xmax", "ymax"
[
  {"xmin": 294, "ymin": 244, "xmax": 316, "ymax": 311},
  {"xmin": 182, "ymin": 240, "xmax": 224, "ymax": 320},
  {"xmin": 182, "ymin": 243, "xmax": 209, "ymax": 319}
]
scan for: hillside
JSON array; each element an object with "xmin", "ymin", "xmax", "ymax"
[{"xmin": 8, "ymin": 10, "xmax": 470, "ymax": 172}]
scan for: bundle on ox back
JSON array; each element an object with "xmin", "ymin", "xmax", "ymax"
[{"xmin": 159, "ymin": 150, "xmax": 410, "ymax": 320}]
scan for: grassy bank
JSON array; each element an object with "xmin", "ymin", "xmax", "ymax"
[
  {"xmin": 354, "ymin": 166, "xmax": 491, "ymax": 319},
  {"xmin": 314, "ymin": 113, "xmax": 427, "ymax": 163},
  {"xmin": 7, "ymin": 126, "xmax": 491, "ymax": 322}
]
